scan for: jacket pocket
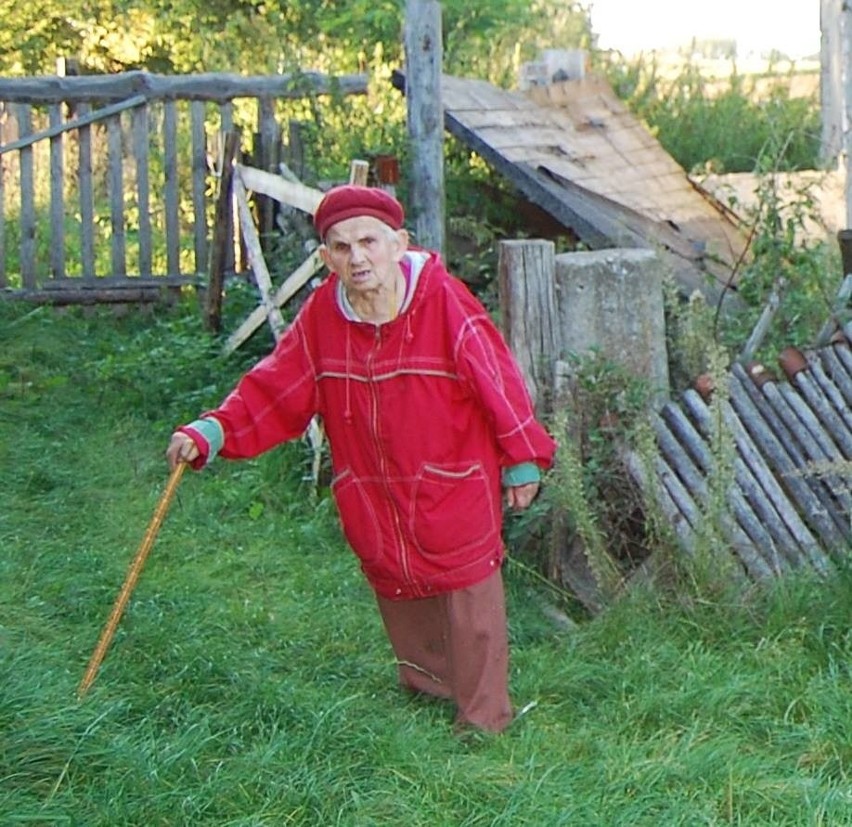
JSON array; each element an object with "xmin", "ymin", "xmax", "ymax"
[
  {"xmin": 331, "ymin": 469, "xmax": 383, "ymax": 564},
  {"xmin": 410, "ymin": 462, "xmax": 498, "ymax": 561}
]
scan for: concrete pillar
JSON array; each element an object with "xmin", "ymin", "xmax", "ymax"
[{"xmin": 554, "ymin": 248, "xmax": 670, "ymax": 406}]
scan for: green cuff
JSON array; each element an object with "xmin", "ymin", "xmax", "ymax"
[
  {"xmin": 190, "ymin": 417, "xmax": 225, "ymax": 461},
  {"xmin": 502, "ymin": 462, "xmax": 541, "ymax": 487}
]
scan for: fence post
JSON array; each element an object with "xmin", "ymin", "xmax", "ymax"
[
  {"xmin": 497, "ymin": 239, "xmax": 559, "ymax": 412},
  {"xmin": 404, "ymin": 0, "xmax": 445, "ymax": 255},
  {"xmin": 206, "ymin": 131, "xmax": 240, "ymax": 333}
]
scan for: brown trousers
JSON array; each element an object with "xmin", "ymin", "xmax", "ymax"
[{"xmin": 374, "ymin": 568, "xmax": 513, "ymax": 733}]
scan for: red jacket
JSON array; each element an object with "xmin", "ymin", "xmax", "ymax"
[{"xmin": 184, "ymin": 251, "xmax": 556, "ymax": 598}]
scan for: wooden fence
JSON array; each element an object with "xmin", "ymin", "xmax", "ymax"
[
  {"xmin": 0, "ymin": 70, "xmax": 367, "ymax": 303},
  {"xmin": 623, "ymin": 347, "xmax": 852, "ymax": 579}
]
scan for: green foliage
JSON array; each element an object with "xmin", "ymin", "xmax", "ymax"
[
  {"xmin": 719, "ymin": 171, "xmax": 839, "ymax": 364},
  {"xmin": 600, "ymin": 54, "xmax": 821, "ymax": 174}
]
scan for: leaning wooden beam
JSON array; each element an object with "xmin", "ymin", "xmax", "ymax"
[
  {"xmin": 236, "ymin": 164, "xmax": 322, "ymax": 214},
  {"xmin": 807, "ymin": 352, "xmax": 852, "ymax": 431},
  {"xmin": 818, "ymin": 347, "xmax": 852, "ymax": 407},
  {"xmin": 0, "ymin": 94, "xmax": 147, "ymax": 156},
  {"xmin": 729, "ymin": 364, "xmax": 849, "ymax": 549},
  {"xmin": 233, "ymin": 171, "xmax": 286, "ymax": 341},
  {"xmin": 660, "ymin": 402, "xmax": 794, "ymax": 572},
  {"xmin": 682, "ymin": 390, "xmax": 828, "ymax": 573},
  {"xmin": 620, "ymin": 447, "xmax": 698, "ymax": 553},
  {"xmin": 222, "ymin": 250, "xmax": 323, "ymax": 354},
  {"xmin": 654, "ymin": 407, "xmax": 780, "ymax": 578}
]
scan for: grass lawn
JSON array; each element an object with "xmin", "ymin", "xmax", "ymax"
[{"xmin": 2, "ymin": 301, "xmax": 851, "ymax": 825}]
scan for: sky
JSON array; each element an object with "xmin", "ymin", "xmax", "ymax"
[{"xmin": 588, "ymin": 0, "xmax": 821, "ymax": 59}]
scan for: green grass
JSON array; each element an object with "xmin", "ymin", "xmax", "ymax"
[{"xmin": 2, "ymin": 301, "xmax": 852, "ymax": 825}]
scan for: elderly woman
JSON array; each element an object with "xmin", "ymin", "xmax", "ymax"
[{"xmin": 167, "ymin": 185, "xmax": 556, "ymax": 733}]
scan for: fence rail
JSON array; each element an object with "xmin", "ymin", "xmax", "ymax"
[{"xmin": 0, "ymin": 71, "xmax": 367, "ymax": 301}]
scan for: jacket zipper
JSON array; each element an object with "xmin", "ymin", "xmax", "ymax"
[{"xmin": 367, "ymin": 323, "xmax": 413, "ymax": 589}]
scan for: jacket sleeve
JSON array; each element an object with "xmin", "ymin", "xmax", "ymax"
[
  {"xmin": 453, "ymin": 299, "xmax": 557, "ymax": 471},
  {"xmin": 199, "ymin": 313, "xmax": 319, "ymax": 461}
]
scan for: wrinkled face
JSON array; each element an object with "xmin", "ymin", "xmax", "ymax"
[{"xmin": 320, "ymin": 216, "xmax": 408, "ymax": 295}]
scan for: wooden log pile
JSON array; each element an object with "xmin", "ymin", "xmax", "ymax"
[{"xmin": 626, "ymin": 336, "xmax": 852, "ymax": 578}]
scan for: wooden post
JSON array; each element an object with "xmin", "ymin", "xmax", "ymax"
[
  {"xmin": 497, "ymin": 239, "xmax": 559, "ymax": 412},
  {"xmin": 205, "ymin": 131, "xmax": 240, "ymax": 333},
  {"xmin": 820, "ymin": 0, "xmax": 843, "ymax": 167},
  {"xmin": 404, "ymin": 0, "xmax": 444, "ymax": 254},
  {"xmin": 844, "ymin": 0, "xmax": 852, "ymax": 226}
]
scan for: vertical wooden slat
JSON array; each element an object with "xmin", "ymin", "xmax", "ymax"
[
  {"xmin": 220, "ymin": 103, "xmax": 233, "ymax": 134},
  {"xmin": 163, "ymin": 100, "xmax": 180, "ymax": 276},
  {"xmin": 0, "ymin": 103, "xmax": 6, "ymax": 288},
  {"xmin": 206, "ymin": 131, "xmax": 239, "ymax": 333},
  {"xmin": 191, "ymin": 100, "xmax": 208, "ymax": 276},
  {"xmin": 288, "ymin": 120, "xmax": 305, "ymax": 180},
  {"xmin": 132, "ymin": 104, "xmax": 152, "ymax": 277},
  {"xmin": 17, "ymin": 104, "xmax": 36, "ymax": 288},
  {"xmin": 107, "ymin": 113, "xmax": 126, "ymax": 277},
  {"xmin": 218, "ymin": 106, "xmax": 236, "ymax": 276},
  {"xmin": 78, "ymin": 102, "xmax": 95, "ymax": 280},
  {"xmin": 255, "ymin": 96, "xmax": 278, "ymax": 242},
  {"xmin": 49, "ymin": 103, "xmax": 66, "ymax": 279}
]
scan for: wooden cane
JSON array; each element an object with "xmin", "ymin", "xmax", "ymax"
[{"xmin": 77, "ymin": 461, "xmax": 187, "ymax": 699}]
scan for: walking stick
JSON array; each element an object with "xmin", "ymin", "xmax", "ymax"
[{"xmin": 77, "ymin": 461, "xmax": 187, "ymax": 699}]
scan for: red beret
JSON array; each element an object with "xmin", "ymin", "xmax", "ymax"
[{"xmin": 313, "ymin": 185, "xmax": 405, "ymax": 238}]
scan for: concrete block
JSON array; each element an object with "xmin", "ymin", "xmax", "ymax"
[{"xmin": 555, "ymin": 248, "xmax": 670, "ymax": 404}]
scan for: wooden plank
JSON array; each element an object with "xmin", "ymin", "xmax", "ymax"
[
  {"xmin": 760, "ymin": 379, "xmax": 852, "ymax": 511},
  {"xmin": 163, "ymin": 100, "xmax": 180, "ymax": 276},
  {"xmin": 819, "ymin": 346, "xmax": 852, "ymax": 406},
  {"xmin": 223, "ymin": 250, "xmax": 323, "ymax": 353},
  {"xmin": 349, "ymin": 159, "xmax": 369, "ymax": 184},
  {"xmin": 776, "ymin": 381, "xmax": 846, "ymax": 462},
  {"xmin": 0, "ymin": 72, "xmax": 369, "ymax": 104},
  {"xmin": 657, "ymin": 404, "xmax": 788, "ymax": 575},
  {"xmin": 255, "ymin": 96, "xmax": 279, "ymax": 242},
  {"xmin": 48, "ymin": 103, "xmax": 66, "ymax": 279},
  {"xmin": 621, "ymin": 447, "xmax": 699, "ymax": 552},
  {"xmin": 791, "ymin": 364, "xmax": 852, "ymax": 455},
  {"xmin": 0, "ymin": 94, "xmax": 147, "ymax": 156},
  {"xmin": 191, "ymin": 100, "xmax": 208, "ymax": 276},
  {"xmin": 808, "ymin": 351, "xmax": 852, "ymax": 429},
  {"xmin": 16, "ymin": 105, "xmax": 37, "ymax": 288},
  {"xmin": 729, "ymin": 364, "xmax": 849, "ymax": 549},
  {"xmin": 107, "ymin": 114, "xmax": 126, "ymax": 277},
  {"xmin": 220, "ymin": 102, "xmax": 233, "ymax": 133},
  {"xmin": 132, "ymin": 105, "xmax": 152, "ymax": 277},
  {"xmin": 220, "ymin": 157, "xmax": 366, "ymax": 352},
  {"xmin": 236, "ymin": 164, "xmax": 322, "ymax": 214},
  {"xmin": 77, "ymin": 102, "xmax": 95, "ymax": 280},
  {"xmin": 682, "ymin": 389, "xmax": 829, "ymax": 571},
  {"xmin": 0, "ymin": 286, "xmax": 168, "ymax": 305},
  {"xmin": 205, "ymin": 131, "xmax": 239, "ymax": 333},
  {"xmin": 652, "ymin": 409, "xmax": 775, "ymax": 578},
  {"xmin": 233, "ymin": 170, "xmax": 286, "ymax": 341}
]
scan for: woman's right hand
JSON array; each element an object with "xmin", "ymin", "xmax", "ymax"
[{"xmin": 166, "ymin": 432, "xmax": 200, "ymax": 470}]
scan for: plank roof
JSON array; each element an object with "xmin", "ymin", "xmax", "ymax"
[{"xmin": 434, "ymin": 72, "xmax": 750, "ymax": 300}]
